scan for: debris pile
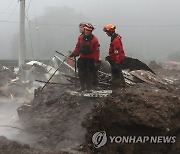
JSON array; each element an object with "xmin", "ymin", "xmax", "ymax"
[
  {"xmin": 15, "ymin": 67, "xmax": 180, "ymax": 153},
  {"xmin": 17, "ymin": 84, "xmax": 102, "ymax": 151},
  {"xmin": 148, "ymin": 60, "xmax": 162, "ymax": 70},
  {"xmin": 163, "ymin": 61, "xmax": 180, "ymax": 70},
  {"xmin": 1, "ymin": 56, "xmax": 180, "ymax": 153},
  {"xmin": 0, "ymin": 64, "xmax": 29, "ymax": 98},
  {"xmin": 0, "ymin": 136, "xmax": 39, "ymax": 154},
  {"xmin": 0, "ymin": 58, "xmax": 69, "ymax": 99},
  {"xmin": 82, "ymin": 82, "xmax": 180, "ymax": 154}
]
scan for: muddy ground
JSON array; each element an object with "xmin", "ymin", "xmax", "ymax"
[
  {"xmin": 0, "ymin": 136, "xmax": 86, "ymax": 154},
  {"xmin": 83, "ymin": 82, "xmax": 180, "ymax": 153},
  {"xmin": 0, "ymin": 67, "xmax": 180, "ymax": 154}
]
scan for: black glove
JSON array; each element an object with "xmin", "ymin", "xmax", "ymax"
[
  {"xmin": 69, "ymin": 53, "xmax": 79, "ymax": 57},
  {"xmin": 111, "ymin": 60, "xmax": 120, "ymax": 69},
  {"xmin": 69, "ymin": 53, "xmax": 75, "ymax": 57},
  {"xmin": 94, "ymin": 60, "xmax": 101, "ymax": 68},
  {"xmin": 105, "ymin": 56, "xmax": 111, "ymax": 62}
]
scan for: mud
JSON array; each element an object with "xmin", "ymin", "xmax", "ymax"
[
  {"xmin": 0, "ymin": 68, "xmax": 179, "ymax": 154},
  {"xmin": 17, "ymin": 85, "xmax": 104, "ymax": 152},
  {"xmin": 82, "ymin": 70, "xmax": 180, "ymax": 153},
  {"xmin": 0, "ymin": 136, "xmax": 86, "ymax": 154}
]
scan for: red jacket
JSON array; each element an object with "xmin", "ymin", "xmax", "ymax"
[
  {"xmin": 73, "ymin": 34, "xmax": 100, "ymax": 61},
  {"xmin": 109, "ymin": 34, "xmax": 125, "ymax": 64}
]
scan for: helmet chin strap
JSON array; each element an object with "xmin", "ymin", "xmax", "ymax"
[
  {"xmin": 111, "ymin": 31, "xmax": 116, "ymax": 36},
  {"xmin": 84, "ymin": 32, "xmax": 92, "ymax": 36},
  {"xmin": 107, "ymin": 31, "xmax": 115, "ymax": 37}
]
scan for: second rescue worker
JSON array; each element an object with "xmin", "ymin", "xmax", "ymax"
[
  {"xmin": 70, "ymin": 23, "xmax": 100, "ymax": 91},
  {"xmin": 103, "ymin": 23, "xmax": 126, "ymax": 88}
]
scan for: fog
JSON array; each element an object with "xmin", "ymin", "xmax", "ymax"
[
  {"xmin": 0, "ymin": 98, "xmax": 40, "ymax": 146},
  {"xmin": 0, "ymin": 98, "xmax": 22, "ymax": 139},
  {"xmin": 0, "ymin": 0, "xmax": 180, "ymax": 62}
]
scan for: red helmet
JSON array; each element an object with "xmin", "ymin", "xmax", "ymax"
[
  {"xmin": 103, "ymin": 24, "xmax": 116, "ymax": 32},
  {"xmin": 84, "ymin": 23, "xmax": 94, "ymax": 31},
  {"xmin": 79, "ymin": 22, "xmax": 86, "ymax": 27}
]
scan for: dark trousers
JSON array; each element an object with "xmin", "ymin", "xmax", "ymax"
[
  {"xmin": 110, "ymin": 61, "xmax": 122, "ymax": 78},
  {"xmin": 110, "ymin": 61, "xmax": 126, "ymax": 88},
  {"xmin": 77, "ymin": 57, "xmax": 95, "ymax": 89},
  {"xmin": 92, "ymin": 67, "xmax": 99, "ymax": 86}
]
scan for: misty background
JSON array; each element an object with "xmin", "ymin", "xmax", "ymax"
[{"xmin": 0, "ymin": 0, "xmax": 180, "ymax": 62}]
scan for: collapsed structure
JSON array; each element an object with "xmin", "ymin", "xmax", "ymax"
[{"xmin": 0, "ymin": 54, "xmax": 179, "ymax": 153}]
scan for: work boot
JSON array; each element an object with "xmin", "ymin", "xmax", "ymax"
[
  {"xmin": 77, "ymin": 85, "xmax": 85, "ymax": 92},
  {"xmin": 85, "ymin": 84, "xmax": 92, "ymax": 93},
  {"xmin": 118, "ymin": 81, "xmax": 126, "ymax": 88},
  {"xmin": 111, "ymin": 78, "xmax": 126, "ymax": 89},
  {"xmin": 85, "ymin": 71, "xmax": 93, "ymax": 91},
  {"xmin": 119, "ymin": 71, "xmax": 126, "ymax": 88},
  {"xmin": 78, "ymin": 70, "xmax": 86, "ymax": 92},
  {"xmin": 92, "ymin": 69, "xmax": 99, "ymax": 86},
  {"xmin": 92, "ymin": 85, "xmax": 101, "ymax": 90}
]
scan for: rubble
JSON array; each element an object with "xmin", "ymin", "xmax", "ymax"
[
  {"xmin": 15, "ymin": 66, "xmax": 180, "ymax": 153},
  {"xmin": 0, "ymin": 57, "xmax": 180, "ymax": 154},
  {"xmin": 17, "ymin": 84, "xmax": 102, "ymax": 151},
  {"xmin": 0, "ymin": 59, "xmax": 68, "ymax": 99},
  {"xmin": 148, "ymin": 60, "xmax": 162, "ymax": 70},
  {"xmin": 163, "ymin": 61, "xmax": 180, "ymax": 70}
]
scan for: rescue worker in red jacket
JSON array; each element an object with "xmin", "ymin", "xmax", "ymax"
[
  {"xmin": 67, "ymin": 22, "xmax": 86, "ymax": 68},
  {"xmin": 103, "ymin": 23, "xmax": 126, "ymax": 88},
  {"xmin": 70, "ymin": 23, "xmax": 100, "ymax": 91},
  {"xmin": 79, "ymin": 22, "xmax": 86, "ymax": 34},
  {"xmin": 73, "ymin": 22, "xmax": 86, "ymax": 53}
]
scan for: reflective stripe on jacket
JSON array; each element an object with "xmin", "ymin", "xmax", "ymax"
[{"xmin": 109, "ymin": 34, "xmax": 125, "ymax": 64}]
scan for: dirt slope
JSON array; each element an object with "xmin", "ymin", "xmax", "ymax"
[
  {"xmin": 18, "ymin": 85, "xmax": 103, "ymax": 152},
  {"xmin": 82, "ymin": 82, "xmax": 180, "ymax": 154},
  {"xmin": 0, "ymin": 136, "xmax": 86, "ymax": 154}
]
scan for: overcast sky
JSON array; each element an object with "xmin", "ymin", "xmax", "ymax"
[{"xmin": 0, "ymin": 0, "xmax": 180, "ymax": 61}]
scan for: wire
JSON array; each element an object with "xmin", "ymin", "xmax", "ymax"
[
  {"xmin": 0, "ymin": 18, "xmax": 180, "ymax": 28},
  {"xmin": 8, "ymin": 1, "xmax": 19, "ymax": 19},
  {"xmin": 32, "ymin": 0, "xmax": 38, "ymax": 31},
  {"xmin": 26, "ymin": 12, "xmax": 35, "ymax": 60},
  {"xmin": 1, "ymin": 0, "xmax": 14, "ymax": 13},
  {"xmin": 28, "ymin": 21, "xmax": 35, "ymax": 60},
  {"xmin": 32, "ymin": 0, "xmax": 42, "ymax": 54},
  {"xmin": 26, "ymin": 0, "xmax": 32, "ymax": 13},
  {"xmin": 28, "ymin": 22, "xmax": 180, "ymax": 28},
  {"xmin": 0, "ymin": 19, "xmax": 18, "ymax": 23},
  {"xmin": 33, "ymin": 22, "xmax": 77, "ymax": 26},
  {"xmin": 100, "ymin": 24, "xmax": 180, "ymax": 28}
]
